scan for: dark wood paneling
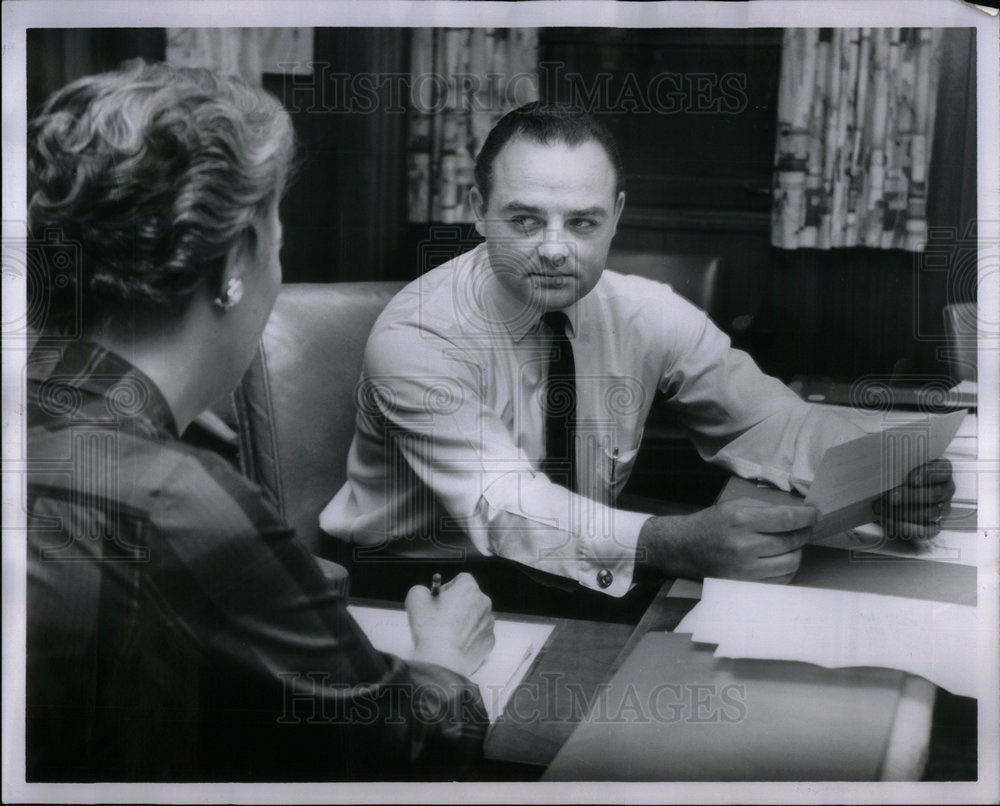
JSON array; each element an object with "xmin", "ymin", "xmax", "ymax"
[
  {"xmin": 271, "ymin": 28, "xmax": 411, "ymax": 283},
  {"xmin": 539, "ymin": 28, "xmax": 782, "ymax": 214},
  {"xmin": 759, "ymin": 247, "xmax": 946, "ymax": 381}
]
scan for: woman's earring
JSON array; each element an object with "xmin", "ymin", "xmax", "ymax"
[{"xmin": 213, "ymin": 276, "xmax": 244, "ymax": 312}]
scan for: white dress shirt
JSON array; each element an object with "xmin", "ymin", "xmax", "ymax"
[{"xmin": 320, "ymin": 244, "xmax": 862, "ymax": 596}]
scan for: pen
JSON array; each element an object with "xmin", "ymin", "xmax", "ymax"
[
  {"xmin": 610, "ymin": 447, "xmax": 619, "ymax": 488},
  {"xmin": 430, "ymin": 572, "xmax": 442, "ymax": 597}
]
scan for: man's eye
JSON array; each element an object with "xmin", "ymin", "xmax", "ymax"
[
  {"xmin": 570, "ymin": 219, "xmax": 597, "ymax": 232},
  {"xmin": 510, "ymin": 215, "xmax": 541, "ymax": 233}
]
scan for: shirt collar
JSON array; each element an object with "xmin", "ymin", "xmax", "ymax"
[
  {"xmin": 43, "ymin": 340, "xmax": 178, "ymax": 439},
  {"xmin": 474, "ymin": 245, "xmax": 580, "ymax": 343}
]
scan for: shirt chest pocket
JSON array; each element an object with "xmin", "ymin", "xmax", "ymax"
[{"xmin": 578, "ymin": 426, "xmax": 644, "ymax": 501}]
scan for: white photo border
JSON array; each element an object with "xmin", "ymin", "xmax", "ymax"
[{"xmin": 3, "ymin": 1, "xmax": 997, "ymax": 804}]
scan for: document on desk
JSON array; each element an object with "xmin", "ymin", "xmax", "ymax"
[
  {"xmin": 675, "ymin": 578, "xmax": 979, "ymax": 698},
  {"xmin": 811, "ymin": 522, "xmax": 980, "ymax": 566},
  {"xmin": 346, "ymin": 605, "xmax": 553, "ymax": 722}
]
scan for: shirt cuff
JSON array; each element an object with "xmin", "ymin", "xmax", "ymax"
[
  {"xmin": 575, "ymin": 507, "xmax": 649, "ymax": 597},
  {"xmin": 480, "ymin": 472, "xmax": 649, "ymax": 598}
]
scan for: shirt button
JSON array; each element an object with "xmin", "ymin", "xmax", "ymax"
[{"xmin": 596, "ymin": 569, "xmax": 613, "ymax": 589}]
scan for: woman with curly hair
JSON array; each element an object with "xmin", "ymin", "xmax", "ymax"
[{"xmin": 26, "ymin": 60, "xmax": 493, "ymax": 782}]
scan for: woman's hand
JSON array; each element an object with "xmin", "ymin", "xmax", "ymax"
[{"xmin": 406, "ymin": 572, "xmax": 495, "ymax": 678}]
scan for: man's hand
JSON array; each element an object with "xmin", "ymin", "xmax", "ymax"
[
  {"xmin": 406, "ymin": 572, "xmax": 495, "ymax": 678},
  {"xmin": 637, "ymin": 499, "xmax": 819, "ymax": 584},
  {"xmin": 873, "ymin": 458, "xmax": 955, "ymax": 543}
]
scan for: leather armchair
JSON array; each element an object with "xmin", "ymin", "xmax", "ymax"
[{"xmin": 236, "ymin": 282, "xmax": 405, "ymax": 555}]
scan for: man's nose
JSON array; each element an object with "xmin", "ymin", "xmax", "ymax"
[{"xmin": 537, "ymin": 228, "xmax": 571, "ymax": 268}]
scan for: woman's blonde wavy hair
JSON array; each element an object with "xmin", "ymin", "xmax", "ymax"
[{"xmin": 29, "ymin": 59, "xmax": 295, "ymax": 332}]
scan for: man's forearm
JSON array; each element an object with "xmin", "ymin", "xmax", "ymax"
[{"xmin": 636, "ymin": 512, "xmax": 697, "ymax": 580}]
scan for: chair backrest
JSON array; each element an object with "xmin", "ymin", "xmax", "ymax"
[
  {"xmin": 942, "ymin": 301, "xmax": 978, "ymax": 383},
  {"xmin": 237, "ymin": 281, "xmax": 405, "ymax": 552},
  {"xmin": 606, "ymin": 250, "xmax": 722, "ymax": 315}
]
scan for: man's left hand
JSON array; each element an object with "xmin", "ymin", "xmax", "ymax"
[{"xmin": 873, "ymin": 458, "xmax": 955, "ymax": 542}]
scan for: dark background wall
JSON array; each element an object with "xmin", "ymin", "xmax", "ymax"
[{"xmin": 27, "ymin": 27, "xmax": 977, "ymax": 383}]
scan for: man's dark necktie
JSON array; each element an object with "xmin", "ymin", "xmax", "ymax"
[{"xmin": 541, "ymin": 310, "xmax": 577, "ymax": 491}]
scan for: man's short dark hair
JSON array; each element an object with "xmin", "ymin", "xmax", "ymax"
[{"xmin": 474, "ymin": 102, "xmax": 625, "ymax": 205}]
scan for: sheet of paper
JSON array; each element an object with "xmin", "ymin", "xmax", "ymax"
[
  {"xmin": 804, "ymin": 409, "xmax": 967, "ymax": 519},
  {"xmin": 812, "ymin": 523, "xmax": 980, "ymax": 566},
  {"xmin": 951, "ymin": 463, "xmax": 981, "ymax": 504},
  {"xmin": 951, "ymin": 379, "xmax": 978, "ymax": 397},
  {"xmin": 944, "ymin": 436, "xmax": 978, "ymax": 458},
  {"xmin": 812, "ymin": 406, "xmax": 975, "ymax": 438},
  {"xmin": 675, "ymin": 577, "xmax": 979, "ymax": 698},
  {"xmin": 346, "ymin": 605, "xmax": 553, "ymax": 722},
  {"xmin": 718, "ymin": 410, "xmax": 973, "ymax": 544}
]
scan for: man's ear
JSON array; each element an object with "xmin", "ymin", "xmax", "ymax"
[
  {"xmin": 610, "ymin": 191, "xmax": 626, "ymax": 237},
  {"xmin": 469, "ymin": 186, "xmax": 488, "ymax": 239}
]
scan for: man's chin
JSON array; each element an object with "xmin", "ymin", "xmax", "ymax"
[
  {"xmin": 544, "ymin": 296, "xmax": 581, "ymax": 312},
  {"xmin": 528, "ymin": 285, "xmax": 578, "ymax": 311}
]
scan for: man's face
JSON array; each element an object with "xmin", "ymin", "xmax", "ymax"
[{"xmin": 470, "ymin": 136, "xmax": 625, "ymax": 312}]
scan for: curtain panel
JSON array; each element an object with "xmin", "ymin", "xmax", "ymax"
[
  {"xmin": 772, "ymin": 28, "xmax": 942, "ymax": 251},
  {"xmin": 407, "ymin": 28, "xmax": 539, "ymax": 223},
  {"xmin": 166, "ymin": 28, "xmax": 313, "ymax": 83}
]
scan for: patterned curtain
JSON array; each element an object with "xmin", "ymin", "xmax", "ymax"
[
  {"xmin": 771, "ymin": 28, "xmax": 942, "ymax": 251},
  {"xmin": 407, "ymin": 28, "xmax": 539, "ymax": 223},
  {"xmin": 166, "ymin": 28, "xmax": 313, "ymax": 84}
]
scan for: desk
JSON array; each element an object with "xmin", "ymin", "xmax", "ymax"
[
  {"xmin": 489, "ymin": 556, "xmax": 974, "ymax": 778},
  {"xmin": 488, "ymin": 513, "xmax": 977, "ymax": 779},
  {"xmin": 483, "ymin": 617, "xmax": 633, "ymax": 764},
  {"xmin": 486, "ymin": 408, "xmax": 979, "ymax": 777},
  {"xmin": 534, "ymin": 556, "xmax": 975, "ymax": 781},
  {"xmin": 347, "ymin": 596, "xmax": 634, "ymax": 769}
]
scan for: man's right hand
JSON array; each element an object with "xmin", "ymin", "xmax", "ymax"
[
  {"xmin": 637, "ymin": 498, "xmax": 819, "ymax": 584},
  {"xmin": 406, "ymin": 572, "xmax": 495, "ymax": 678}
]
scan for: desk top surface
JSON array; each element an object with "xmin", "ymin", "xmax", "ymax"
[{"xmin": 486, "ymin": 457, "xmax": 980, "ymax": 778}]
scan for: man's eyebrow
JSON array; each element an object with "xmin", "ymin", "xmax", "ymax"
[
  {"xmin": 499, "ymin": 201, "xmax": 609, "ymax": 217},
  {"xmin": 567, "ymin": 206, "xmax": 608, "ymax": 218},
  {"xmin": 499, "ymin": 201, "xmax": 544, "ymax": 214}
]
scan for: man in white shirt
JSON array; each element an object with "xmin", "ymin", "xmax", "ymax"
[{"xmin": 321, "ymin": 102, "xmax": 953, "ymax": 607}]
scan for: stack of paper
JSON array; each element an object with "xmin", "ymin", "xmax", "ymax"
[
  {"xmin": 346, "ymin": 604, "xmax": 553, "ymax": 722},
  {"xmin": 675, "ymin": 578, "xmax": 979, "ymax": 697}
]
